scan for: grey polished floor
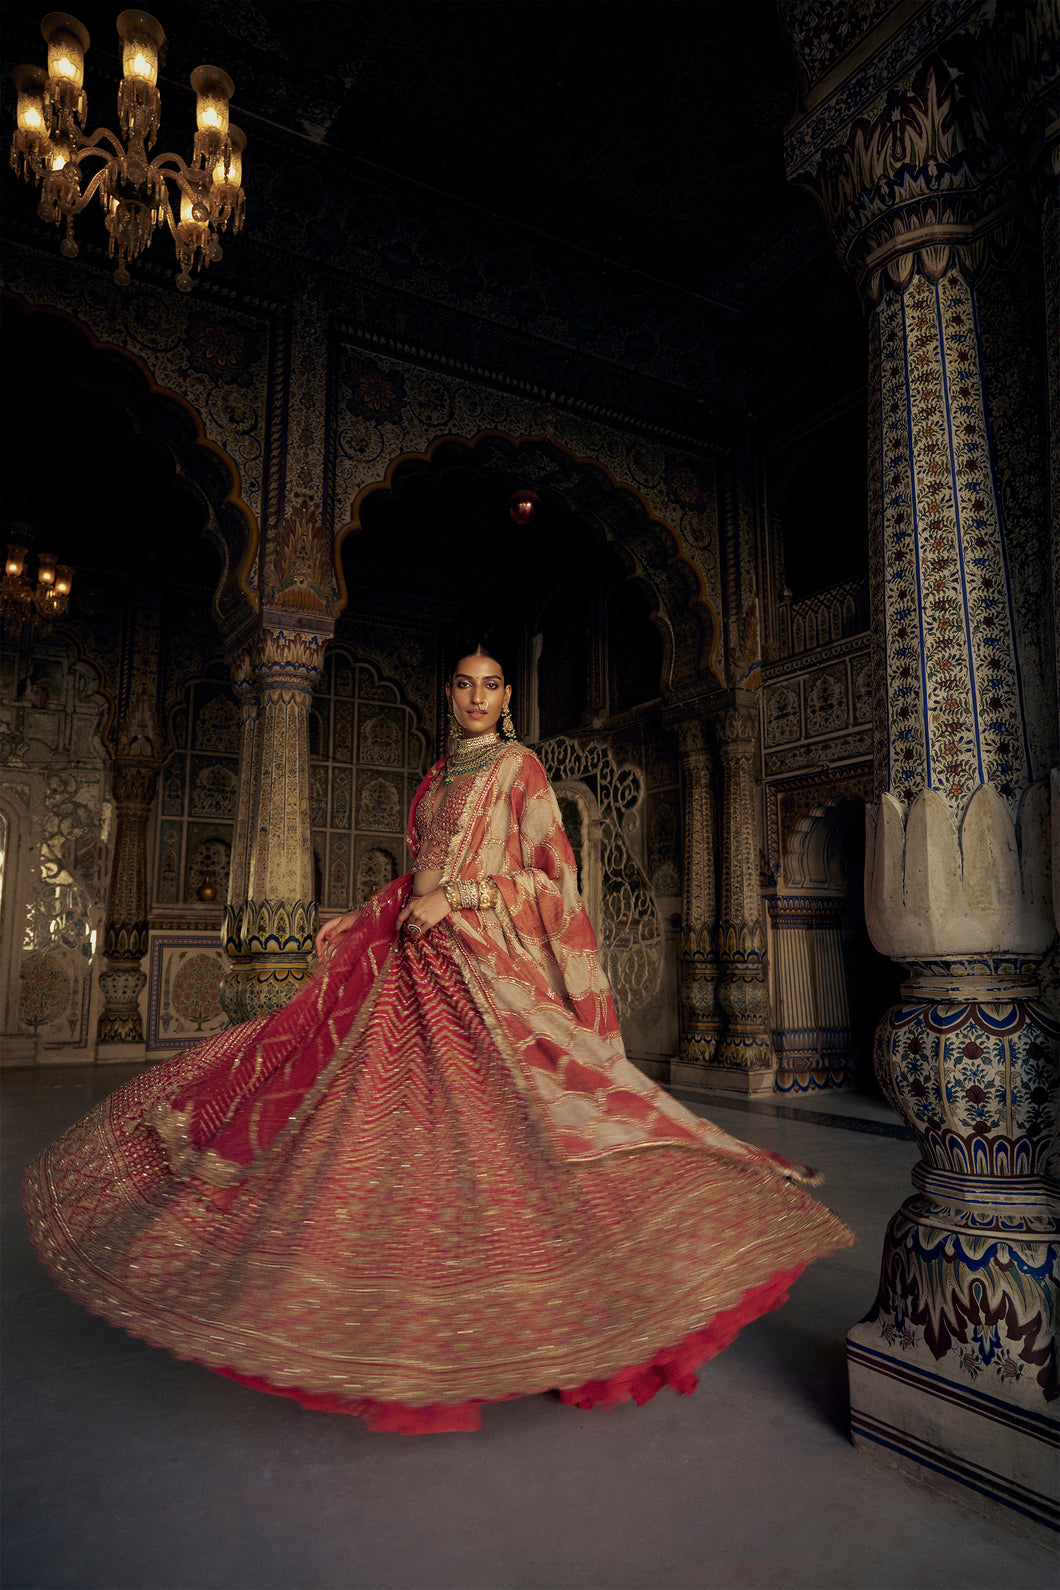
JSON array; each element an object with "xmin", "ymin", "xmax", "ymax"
[{"xmin": 2, "ymin": 1065, "xmax": 1055, "ymax": 1590}]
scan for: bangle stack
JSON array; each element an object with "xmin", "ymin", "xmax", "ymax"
[{"xmin": 441, "ymin": 877, "xmax": 497, "ymax": 912}]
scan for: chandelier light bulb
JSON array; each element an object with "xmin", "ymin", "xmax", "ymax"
[
  {"xmin": 13, "ymin": 65, "xmax": 48, "ymax": 134},
  {"xmin": 190, "ymin": 65, "xmax": 234, "ymax": 139},
  {"xmin": 41, "ymin": 12, "xmax": 89, "ymax": 90},
  {"xmin": 5, "ymin": 546, "xmax": 28, "ymax": 579},
  {"xmin": 116, "ymin": 10, "xmax": 163, "ymax": 85},
  {"xmin": 179, "ymin": 179, "xmax": 209, "ymax": 229}
]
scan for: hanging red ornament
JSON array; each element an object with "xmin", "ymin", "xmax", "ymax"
[{"xmin": 508, "ymin": 489, "xmax": 540, "ymax": 526}]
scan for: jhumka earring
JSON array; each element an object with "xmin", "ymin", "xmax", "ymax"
[
  {"xmin": 447, "ymin": 704, "xmax": 464, "ymax": 752},
  {"xmin": 501, "ymin": 701, "xmax": 517, "ymax": 741}
]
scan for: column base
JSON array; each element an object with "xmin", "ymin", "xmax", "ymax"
[
  {"xmin": 96, "ymin": 1041, "xmax": 148, "ymax": 1065},
  {"xmin": 670, "ymin": 1061, "xmax": 776, "ymax": 1094},
  {"xmin": 677, "ymin": 1032, "xmax": 720, "ymax": 1069},
  {"xmin": 848, "ymin": 1328, "xmax": 1060, "ymax": 1534},
  {"xmin": 222, "ymin": 958, "xmax": 314, "ymax": 1022},
  {"xmin": 775, "ymin": 1060, "xmax": 855, "ymax": 1093},
  {"xmin": 715, "ymin": 1035, "xmax": 774, "ymax": 1073}
]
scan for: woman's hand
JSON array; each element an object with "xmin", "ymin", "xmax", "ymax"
[
  {"xmin": 396, "ymin": 888, "xmax": 452, "ymax": 939},
  {"xmin": 315, "ymin": 910, "xmax": 357, "ymax": 964}
]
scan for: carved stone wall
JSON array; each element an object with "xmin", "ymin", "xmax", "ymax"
[
  {"xmin": 310, "ymin": 649, "xmax": 429, "ymax": 915},
  {"xmin": 0, "ymin": 632, "xmax": 110, "ymax": 1061}
]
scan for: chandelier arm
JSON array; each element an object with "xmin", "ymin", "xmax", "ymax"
[
  {"xmin": 73, "ymin": 165, "xmax": 108, "ymax": 211},
  {"xmin": 150, "ymin": 152, "xmax": 196, "ymax": 180},
  {"xmin": 71, "ymin": 127, "xmax": 127, "ymax": 161}
]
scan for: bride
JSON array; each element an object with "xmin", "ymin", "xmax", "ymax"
[{"xmin": 25, "ymin": 642, "xmax": 851, "ymax": 1432}]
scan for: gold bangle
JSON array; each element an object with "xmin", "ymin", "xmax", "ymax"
[
  {"xmin": 442, "ymin": 881, "xmax": 460, "ymax": 912},
  {"xmin": 479, "ymin": 878, "xmax": 495, "ymax": 910}
]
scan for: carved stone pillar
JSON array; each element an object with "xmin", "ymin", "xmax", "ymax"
[
  {"xmin": 221, "ymin": 617, "xmax": 329, "ymax": 1020},
  {"xmin": 673, "ymin": 717, "xmax": 721, "ymax": 1085},
  {"xmin": 784, "ymin": 0, "xmax": 1059, "ymax": 1526},
  {"xmin": 713, "ymin": 697, "xmax": 774, "ymax": 1089},
  {"xmin": 220, "ymin": 496, "xmax": 340, "ymax": 1019},
  {"xmin": 96, "ymin": 683, "xmax": 162, "ymax": 1053}
]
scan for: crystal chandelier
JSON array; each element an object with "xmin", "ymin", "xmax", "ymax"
[
  {"xmin": 10, "ymin": 9, "xmax": 246, "ymax": 292},
  {"xmin": 1, "ymin": 537, "xmax": 74, "ymax": 634}
]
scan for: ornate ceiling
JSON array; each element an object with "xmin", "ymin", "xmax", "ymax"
[
  {"xmin": 1, "ymin": 2, "xmax": 866, "ymax": 419},
  {"xmin": 186, "ymin": 0, "xmax": 833, "ymax": 311}
]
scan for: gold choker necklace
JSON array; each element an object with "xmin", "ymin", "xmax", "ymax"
[{"xmin": 445, "ymin": 732, "xmax": 503, "ymax": 784}]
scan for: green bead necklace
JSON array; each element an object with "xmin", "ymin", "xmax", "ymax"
[{"xmin": 444, "ymin": 731, "xmax": 503, "ymax": 786}]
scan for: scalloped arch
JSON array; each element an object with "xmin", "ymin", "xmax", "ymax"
[
  {"xmin": 334, "ymin": 431, "xmax": 722, "ymax": 693},
  {"xmin": 2, "ymin": 291, "xmax": 260, "ymax": 624}
]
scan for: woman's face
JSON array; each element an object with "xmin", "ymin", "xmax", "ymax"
[{"xmin": 447, "ymin": 654, "xmax": 511, "ymax": 738}]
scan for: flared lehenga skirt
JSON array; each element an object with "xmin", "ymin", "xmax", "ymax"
[{"xmin": 24, "ymin": 929, "xmax": 852, "ymax": 1432}]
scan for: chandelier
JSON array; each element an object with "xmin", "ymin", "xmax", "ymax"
[
  {"xmin": 1, "ymin": 537, "xmax": 74, "ymax": 634},
  {"xmin": 10, "ymin": 9, "xmax": 246, "ymax": 292}
]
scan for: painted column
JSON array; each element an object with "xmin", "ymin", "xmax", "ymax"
[
  {"xmin": 221, "ymin": 616, "xmax": 330, "ymax": 1020},
  {"xmin": 96, "ymin": 682, "xmax": 162, "ymax": 1052},
  {"xmin": 712, "ymin": 696, "xmax": 774, "ymax": 1089},
  {"xmin": 221, "ymin": 498, "xmax": 339, "ymax": 1019},
  {"xmin": 674, "ymin": 716, "xmax": 721, "ymax": 1084},
  {"xmin": 784, "ymin": 1, "xmax": 1059, "ymax": 1526}
]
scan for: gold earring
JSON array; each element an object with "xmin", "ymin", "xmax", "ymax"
[
  {"xmin": 501, "ymin": 701, "xmax": 516, "ymax": 741},
  {"xmin": 444, "ymin": 696, "xmax": 467, "ymax": 750}
]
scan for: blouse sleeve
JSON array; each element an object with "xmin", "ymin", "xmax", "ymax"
[{"xmin": 405, "ymin": 760, "xmax": 446, "ymax": 860}]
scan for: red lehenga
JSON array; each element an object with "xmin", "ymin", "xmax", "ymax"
[{"xmin": 24, "ymin": 746, "xmax": 853, "ymax": 1432}]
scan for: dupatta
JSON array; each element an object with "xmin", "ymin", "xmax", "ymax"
[{"xmin": 421, "ymin": 745, "xmax": 754, "ymax": 1163}]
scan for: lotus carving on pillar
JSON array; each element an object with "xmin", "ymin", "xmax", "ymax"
[{"xmin": 866, "ymin": 782, "xmax": 1053, "ymax": 964}]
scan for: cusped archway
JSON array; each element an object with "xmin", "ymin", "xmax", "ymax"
[
  {"xmin": 335, "ymin": 432, "xmax": 720, "ymax": 698},
  {"xmin": 1, "ymin": 291, "xmax": 259, "ymax": 634}
]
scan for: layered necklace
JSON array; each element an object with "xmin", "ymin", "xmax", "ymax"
[{"xmin": 444, "ymin": 729, "xmax": 504, "ymax": 786}]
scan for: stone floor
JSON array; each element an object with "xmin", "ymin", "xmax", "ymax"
[{"xmin": 2, "ymin": 1064, "xmax": 1056, "ymax": 1590}]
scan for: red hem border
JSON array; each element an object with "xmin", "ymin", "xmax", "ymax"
[{"xmin": 213, "ymin": 1263, "xmax": 808, "ymax": 1433}]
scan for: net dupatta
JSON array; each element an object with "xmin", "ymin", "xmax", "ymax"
[
  {"xmin": 150, "ymin": 879, "xmax": 409, "ymax": 1186},
  {"xmin": 435, "ymin": 747, "xmax": 779, "ymax": 1169}
]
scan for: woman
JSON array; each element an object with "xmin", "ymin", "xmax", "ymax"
[{"xmin": 25, "ymin": 644, "xmax": 852, "ymax": 1433}]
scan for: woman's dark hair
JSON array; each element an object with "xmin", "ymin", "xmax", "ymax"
[{"xmin": 448, "ymin": 634, "xmax": 514, "ymax": 682}]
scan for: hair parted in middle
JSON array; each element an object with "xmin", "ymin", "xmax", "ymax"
[{"xmin": 448, "ymin": 633, "xmax": 514, "ymax": 681}]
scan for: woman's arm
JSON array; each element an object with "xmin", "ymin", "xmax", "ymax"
[
  {"xmin": 395, "ymin": 887, "xmax": 452, "ymax": 934},
  {"xmin": 314, "ymin": 911, "xmax": 358, "ymax": 963}
]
